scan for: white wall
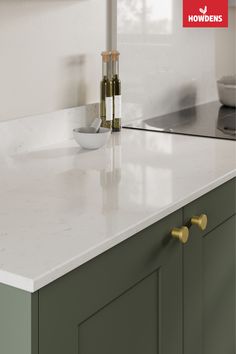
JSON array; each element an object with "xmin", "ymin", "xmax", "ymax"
[
  {"xmin": 215, "ymin": 7, "xmax": 236, "ymax": 79},
  {"xmin": 117, "ymin": 0, "xmax": 236, "ymax": 122},
  {"xmin": 0, "ymin": 0, "xmax": 107, "ymax": 122},
  {"xmin": 0, "ymin": 0, "xmax": 234, "ymax": 123}
]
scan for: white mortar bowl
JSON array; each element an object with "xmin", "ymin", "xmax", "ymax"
[
  {"xmin": 73, "ymin": 127, "xmax": 111, "ymax": 150},
  {"xmin": 217, "ymin": 76, "xmax": 236, "ymax": 107}
]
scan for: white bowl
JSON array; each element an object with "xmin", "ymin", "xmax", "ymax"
[
  {"xmin": 73, "ymin": 127, "xmax": 111, "ymax": 150},
  {"xmin": 217, "ymin": 76, "xmax": 236, "ymax": 107}
]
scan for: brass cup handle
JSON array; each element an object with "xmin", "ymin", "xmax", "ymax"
[
  {"xmin": 191, "ymin": 214, "xmax": 208, "ymax": 231},
  {"xmin": 171, "ymin": 226, "xmax": 189, "ymax": 244}
]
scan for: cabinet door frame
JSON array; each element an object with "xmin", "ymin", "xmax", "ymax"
[
  {"xmin": 39, "ymin": 210, "xmax": 183, "ymax": 354},
  {"xmin": 183, "ymin": 216, "xmax": 236, "ymax": 354}
]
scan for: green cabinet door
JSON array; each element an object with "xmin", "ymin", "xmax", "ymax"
[
  {"xmin": 78, "ymin": 272, "xmax": 159, "ymax": 354},
  {"xmin": 184, "ymin": 215, "xmax": 236, "ymax": 354},
  {"xmin": 183, "ymin": 178, "xmax": 236, "ymax": 354},
  {"xmin": 39, "ymin": 211, "xmax": 183, "ymax": 354}
]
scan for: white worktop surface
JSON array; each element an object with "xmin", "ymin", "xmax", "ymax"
[{"xmin": 0, "ymin": 128, "xmax": 235, "ymax": 292}]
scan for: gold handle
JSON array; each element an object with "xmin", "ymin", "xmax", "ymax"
[
  {"xmin": 191, "ymin": 214, "xmax": 208, "ymax": 231},
  {"xmin": 171, "ymin": 226, "xmax": 189, "ymax": 244}
]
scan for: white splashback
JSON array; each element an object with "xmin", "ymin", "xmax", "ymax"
[
  {"xmin": 117, "ymin": 0, "xmax": 230, "ymax": 122},
  {"xmin": 0, "ymin": 0, "xmax": 107, "ymax": 122},
  {"xmin": 0, "ymin": 103, "xmax": 98, "ymax": 155}
]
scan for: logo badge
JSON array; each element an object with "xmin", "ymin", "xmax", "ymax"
[{"xmin": 183, "ymin": 0, "xmax": 228, "ymax": 28}]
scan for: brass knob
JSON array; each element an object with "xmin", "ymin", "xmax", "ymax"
[
  {"xmin": 191, "ymin": 214, "xmax": 208, "ymax": 231},
  {"xmin": 171, "ymin": 226, "xmax": 189, "ymax": 244}
]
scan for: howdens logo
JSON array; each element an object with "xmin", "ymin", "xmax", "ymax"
[
  {"xmin": 188, "ymin": 15, "xmax": 223, "ymax": 23},
  {"xmin": 183, "ymin": 0, "xmax": 228, "ymax": 28}
]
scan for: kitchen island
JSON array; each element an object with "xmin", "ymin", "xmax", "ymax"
[{"xmin": 0, "ymin": 127, "xmax": 235, "ymax": 354}]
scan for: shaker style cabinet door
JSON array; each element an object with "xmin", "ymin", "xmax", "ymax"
[
  {"xmin": 183, "ymin": 178, "xmax": 236, "ymax": 354},
  {"xmin": 39, "ymin": 210, "xmax": 183, "ymax": 354}
]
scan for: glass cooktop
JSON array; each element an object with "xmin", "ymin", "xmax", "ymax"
[{"xmin": 123, "ymin": 101, "xmax": 236, "ymax": 141}]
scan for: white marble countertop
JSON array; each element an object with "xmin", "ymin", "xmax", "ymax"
[{"xmin": 0, "ymin": 128, "xmax": 235, "ymax": 292}]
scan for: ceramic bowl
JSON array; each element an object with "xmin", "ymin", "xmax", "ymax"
[
  {"xmin": 217, "ymin": 76, "xmax": 236, "ymax": 107},
  {"xmin": 73, "ymin": 127, "xmax": 111, "ymax": 150}
]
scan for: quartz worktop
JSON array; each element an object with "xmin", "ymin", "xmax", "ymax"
[{"xmin": 0, "ymin": 126, "xmax": 235, "ymax": 292}]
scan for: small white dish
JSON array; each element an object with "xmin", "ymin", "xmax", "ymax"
[
  {"xmin": 217, "ymin": 76, "xmax": 236, "ymax": 107},
  {"xmin": 73, "ymin": 127, "xmax": 111, "ymax": 150}
]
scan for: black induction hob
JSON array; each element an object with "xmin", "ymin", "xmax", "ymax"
[{"xmin": 123, "ymin": 101, "xmax": 236, "ymax": 141}]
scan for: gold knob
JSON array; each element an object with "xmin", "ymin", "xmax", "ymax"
[
  {"xmin": 171, "ymin": 226, "xmax": 189, "ymax": 244},
  {"xmin": 191, "ymin": 214, "xmax": 208, "ymax": 231}
]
